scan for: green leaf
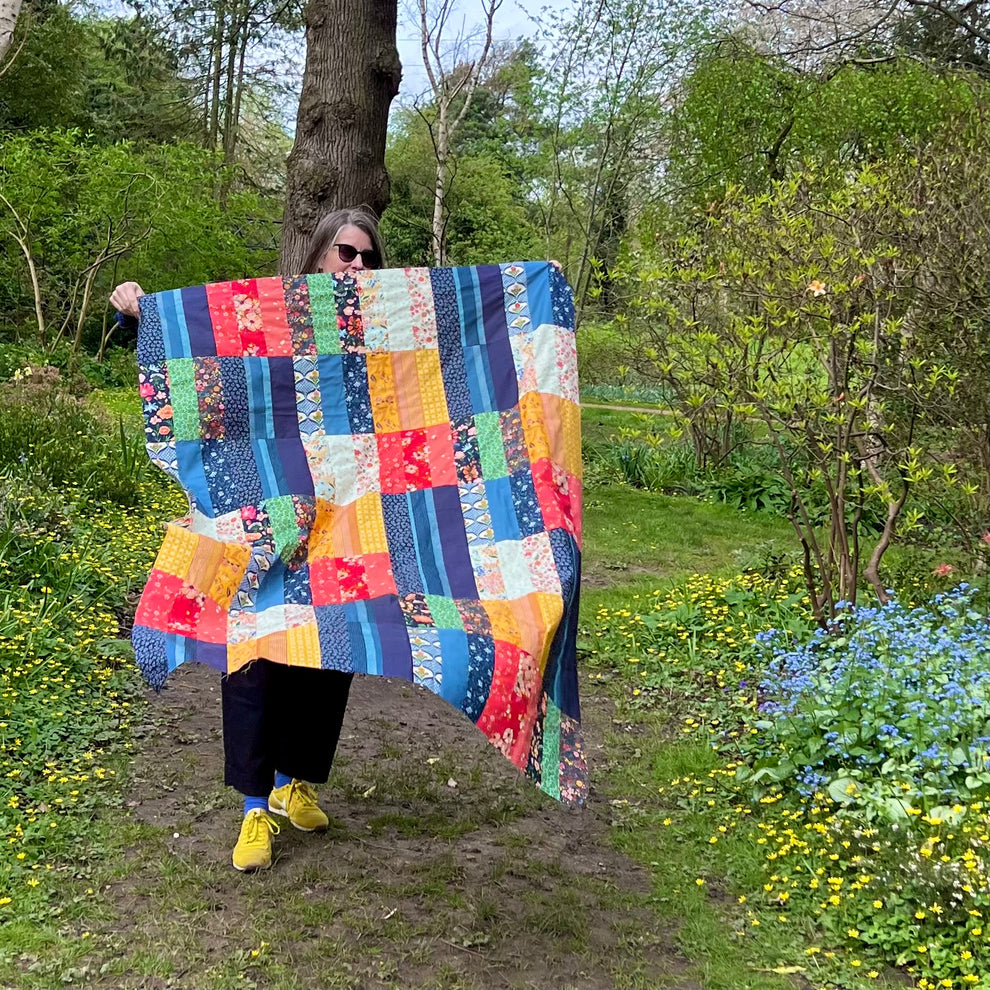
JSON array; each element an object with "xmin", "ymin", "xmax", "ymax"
[{"xmin": 827, "ymin": 776, "xmax": 858, "ymax": 803}]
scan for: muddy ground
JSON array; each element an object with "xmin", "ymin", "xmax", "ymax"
[{"xmin": 90, "ymin": 663, "xmax": 701, "ymax": 990}]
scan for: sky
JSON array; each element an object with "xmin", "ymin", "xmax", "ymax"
[{"xmin": 393, "ymin": 0, "xmax": 560, "ymax": 104}]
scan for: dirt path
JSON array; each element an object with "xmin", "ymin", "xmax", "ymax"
[
  {"xmin": 96, "ymin": 664, "xmax": 701, "ymax": 990},
  {"xmin": 582, "ymin": 402, "xmax": 670, "ymax": 416}
]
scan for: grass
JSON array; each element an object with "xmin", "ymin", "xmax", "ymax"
[
  {"xmin": 578, "ymin": 482, "xmax": 829, "ymax": 990},
  {"xmin": 596, "ymin": 714, "xmax": 805, "ymax": 990},
  {"xmin": 580, "ymin": 384, "xmax": 671, "ymax": 409},
  {"xmin": 582, "ymin": 484, "xmax": 795, "ymax": 585}
]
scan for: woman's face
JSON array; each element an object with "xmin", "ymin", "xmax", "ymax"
[{"xmin": 319, "ymin": 224, "xmax": 377, "ymax": 274}]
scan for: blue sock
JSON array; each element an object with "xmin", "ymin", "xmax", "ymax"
[
  {"xmin": 243, "ymin": 794, "xmax": 267, "ymax": 817},
  {"xmin": 274, "ymin": 771, "xmax": 293, "ymax": 789}
]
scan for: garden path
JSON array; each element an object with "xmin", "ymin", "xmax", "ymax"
[
  {"xmin": 582, "ymin": 402, "xmax": 670, "ymax": 415},
  {"xmin": 98, "ymin": 662, "xmax": 702, "ymax": 989}
]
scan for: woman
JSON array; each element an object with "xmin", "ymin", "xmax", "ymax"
[{"xmin": 111, "ymin": 206, "xmax": 386, "ymax": 871}]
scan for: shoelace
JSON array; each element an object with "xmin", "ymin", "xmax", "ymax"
[
  {"xmin": 245, "ymin": 810, "xmax": 279, "ymax": 842},
  {"xmin": 291, "ymin": 781, "xmax": 318, "ymax": 804}
]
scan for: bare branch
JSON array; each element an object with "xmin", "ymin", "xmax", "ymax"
[
  {"xmin": 901, "ymin": 0, "xmax": 990, "ymax": 44},
  {"xmin": 414, "ymin": 0, "xmax": 503, "ymax": 264},
  {"xmin": 0, "ymin": 190, "xmax": 46, "ymax": 343}
]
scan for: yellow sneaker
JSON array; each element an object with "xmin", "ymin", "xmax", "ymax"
[
  {"xmin": 268, "ymin": 779, "xmax": 329, "ymax": 832},
  {"xmin": 232, "ymin": 808, "xmax": 279, "ymax": 872}
]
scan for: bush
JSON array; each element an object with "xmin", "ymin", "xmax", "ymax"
[
  {"xmin": 0, "ymin": 475, "xmax": 184, "ymax": 926},
  {"xmin": 575, "ymin": 320, "xmax": 632, "ymax": 385},
  {"xmin": 0, "ymin": 368, "xmax": 148, "ymax": 506},
  {"xmin": 706, "ymin": 463, "xmax": 792, "ymax": 515},
  {"xmin": 741, "ymin": 586, "xmax": 990, "ymax": 820},
  {"xmin": 582, "ymin": 429, "xmax": 703, "ymax": 494}
]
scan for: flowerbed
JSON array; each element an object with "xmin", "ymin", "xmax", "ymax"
[
  {"xmin": 0, "ymin": 400, "xmax": 184, "ymax": 923},
  {"xmin": 587, "ymin": 572, "xmax": 989, "ymax": 989}
]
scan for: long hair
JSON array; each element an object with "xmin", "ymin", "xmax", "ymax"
[{"xmin": 299, "ymin": 205, "xmax": 386, "ymax": 274}]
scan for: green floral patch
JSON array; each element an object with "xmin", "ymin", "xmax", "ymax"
[
  {"xmin": 474, "ymin": 411, "xmax": 508, "ymax": 480},
  {"xmin": 424, "ymin": 595, "xmax": 464, "ymax": 630}
]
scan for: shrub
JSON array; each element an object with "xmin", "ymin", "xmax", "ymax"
[
  {"xmin": 706, "ymin": 464, "xmax": 792, "ymax": 515},
  {"xmin": 0, "ymin": 369, "xmax": 148, "ymax": 506},
  {"xmin": 575, "ymin": 320, "xmax": 630, "ymax": 385},
  {"xmin": 581, "ymin": 430, "xmax": 702, "ymax": 494},
  {"xmin": 606, "ymin": 437, "xmax": 700, "ymax": 493},
  {"xmin": 741, "ymin": 586, "xmax": 990, "ymax": 821},
  {"xmin": 0, "ymin": 376, "xmax": 185, "ymax": 922}
]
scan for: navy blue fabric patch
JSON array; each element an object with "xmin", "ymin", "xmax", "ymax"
[
  {"xmin": 381, "ymin": 492, "xmax": 420, "ymax": 597},
  {"xmin": 509, "ymin": 467, "xmax": 544, "ymax": 537},
  {"xmin": 282, "ymin": 561, "xmax": 312, "ymax": 606},
  {"xmin": 132, "ymin": 625, "xmax": 169, "ymax": 689},
  {"xmin": 342, "ymin": 353, "xmax": 374, "ymax": 434},
  {"xmin": 316, "ymin": 605, "xmax": 353, "ymax": 671},
  {"xmin": 201, "ymin": 438, "xmax": 265, "ymax": 515},
  {"xmin": 477, "ymin": 264, "xmax": 519, "ymax": 412},
  {"xmin": 268, "ymin": 357, "xmax": 300, "ymax": 439},
  {"xmin": 463, "ymin": 633, "xmax": 495, "ymax": 721},
  {"xmin": 550, "ymin": 267, "xmax": 575, "ymax": 329},
  {"xmin": 432, "ymin": 485, "xmax": 476, "ymax": 598},
  {"xmin": 432, "ymin": 267, "xmax": 473, "ymax": 424},
  {"xmin": 181, "ymin": 285, "xmax": 216, "ymax": 356},
  {"xmin": 137, "ymin": 297, "xmax": 166, "ymax": 366},
  {"xmin": 217, "ymin": 357, "xmax": 250, "ymax": 441}
]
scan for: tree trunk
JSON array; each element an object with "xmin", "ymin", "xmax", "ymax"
[
  {"xmin": 230, "ymin": 14, "xmax": 251, "ymax": 159},
  {"xmin": 431, "ymin": 106, "xmax": 449, "ymax": 265},
  {"xmin": 221, "ymin": 3, "xmax": 239, "ymax": 164},
  {"xmin": 208, "ymin": 0, "xmax": 226, "ymax": 150},
  {"xmin": 280, "ymin": 0, "xmax": 401, "ymax": 275},
  {"xmin": 0, "ymin": 0, "xmax": 23, "ymax": 65}
]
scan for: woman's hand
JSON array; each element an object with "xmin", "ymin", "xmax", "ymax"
[{"xmin": 110, "ymin": 281, "xmax": 145, "ymax": 318}]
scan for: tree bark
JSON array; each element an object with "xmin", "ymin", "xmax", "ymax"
[
  {"xmin": 221, "ymin": 1, "xmax": 240, "ymax": 164},
  {"xmin": 0, "ymin": 189, "xmax": 45, "ymax": 345},
  {"xmin": 229, "ymin": 13, "xmax": 251, "ymax": 160},
  {"xmin": 208, "ymin": 0, "xmax": 226, "ymax": 150},
  {"xmin": 0, "ymin": 0, "xmax": 23, "ymax": 65},
  {"xmin": 430, "ymin": 104, "xmax": 449, "ymax": 265},
  {"xmin": 280, "ymin": 0, "xmax": 401, "ymax": 275}
]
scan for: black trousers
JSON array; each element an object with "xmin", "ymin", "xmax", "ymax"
[{"xmin": 221, "ymin": 659, "xmax": 354, "ymax": 796}]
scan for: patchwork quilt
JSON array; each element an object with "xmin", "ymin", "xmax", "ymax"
[{"xmin": 132, "ymin": 263, "xmax": 585, "ymax": 803}]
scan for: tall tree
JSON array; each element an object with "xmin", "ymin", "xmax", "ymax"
[
  {"xmin": 740, "ymin": 0, "xmax": 989, "ymax": 73},
  {"xmin": 0, "ymin": 9, "xmax": 202, "ymax": 143},
  {"xmin": 382, "ymin": 103, "xmax": 542, "ymax": 267},
  {"xmin": 618, "ymin": 124, "xmax": 989, "ymax": 613},
  {"xmin": 662, "ymin": 42, "xmax": 982, "ymax": 208},
  {"xmin": 414, "ymin": 0, "xmax": 501, "ymax": 265},
  {"xmin": 166, "ymin": 0, "xmax": 304, "ymax": 160},
  {"xmin": 280, "ymin": 0, "xmax": 401, "ymax": 274}
]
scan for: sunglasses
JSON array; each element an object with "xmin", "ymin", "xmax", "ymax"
[{"xmin": 334, "ymin": 242, "xmax": 382, "ymax": 269}]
